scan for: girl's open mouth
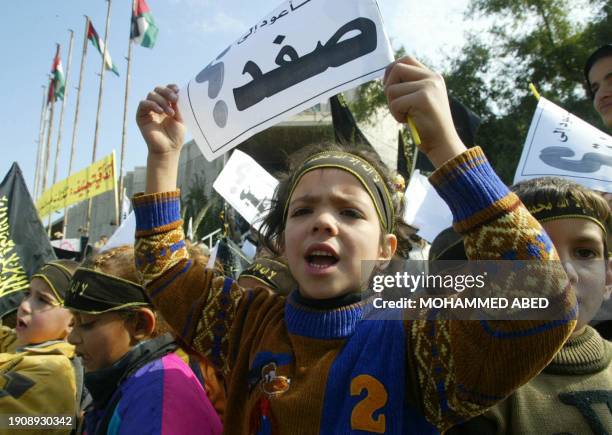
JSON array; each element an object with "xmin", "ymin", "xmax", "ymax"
[{"xmin": 305, "ymin": 250, "xmax": 339, "ymax": 269}]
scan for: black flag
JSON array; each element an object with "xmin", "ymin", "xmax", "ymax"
[
  {"xmin": 0, "ymin": 163, "xmax": 56, "ymax": 316},
  {"xmin": 330, "ymin": 94, "xmax": 371, "ymax": 147}
]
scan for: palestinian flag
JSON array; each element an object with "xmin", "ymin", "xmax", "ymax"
[
  {"xmin": 87, "ymin": 21, "xmax": 120, "ymax": 76},
  {"xmin": 0, "ymin": 163, "xmax": 56, "ymax": 317},
  {"xmin": 131, "ymin": 0, "xmax": 158, "ymax": 48},
  {"xmin": 48, "ymin": 44, "xmax": 65, "ymax": 103}
]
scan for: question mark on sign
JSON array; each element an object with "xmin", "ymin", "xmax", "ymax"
[{"xmin": 195, "ymin": 45, "xmax": 231, "ymax": 128}]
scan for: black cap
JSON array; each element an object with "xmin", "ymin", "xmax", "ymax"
[{"xmin": 584, "ymin": 44, "xmax": 612, "ymax": 99}]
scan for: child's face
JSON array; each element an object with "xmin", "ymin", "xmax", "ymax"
[
  {"xmin": 15, "ymin": 277, "xmax": 72, "ymax": 346},
  {"xmin": 283, "ymin": 168, "xmax": 396, "ymax": 299},
  {"xmin": 588, "ymin": 55, "xmax": 612, "ymax": 128},
  {"xmin": 542, "ymin": 218, "xmax": 612, "ymax": 335},
  {"xmin": 68, "ymin": 312, "xmax": 133, "ymax": 373}
]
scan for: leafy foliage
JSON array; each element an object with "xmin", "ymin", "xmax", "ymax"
[
  {"xmin": 348, "ymin": 0, "xmax": 610, "ymax": 183},
  {"xmin": 181, "ymin": 173, "xmax": 223, "ymax": 242}
]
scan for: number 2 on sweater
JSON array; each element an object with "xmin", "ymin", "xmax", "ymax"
[{"xmin": 350, "ymin": 374, "xmax": 388, "ymax": 433}]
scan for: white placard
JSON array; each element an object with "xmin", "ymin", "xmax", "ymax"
[
  {"xmin": 179, "ymin": 0, "xmax": 393, "ymax": 161},
  {"xmin": 403, "ymin": 170, "xmax": 453, "ymax": 243},
  {"xmin": 100, "ymin": 212, "xmax": 136, "ymax": 253},
  {"xmin": 514, "ymin": 97, "xmax": 612, "ymax": 192},
  {"xmin": 51, "ymin": 238, "xmax": 81, "ymax": 252},
  {"xmin": 213, "ymin": 150, "xmax": 278, "ymax": 225}
]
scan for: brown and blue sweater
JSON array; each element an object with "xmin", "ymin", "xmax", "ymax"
[{"xmin": 133, "ymin": 147, "xmax": 576, "ymax": 434}]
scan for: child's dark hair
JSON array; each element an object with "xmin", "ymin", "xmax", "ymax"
[
  {"xmin": 584, "ymin": 44, "xmax": 612, "ymax": 99},
  {"xmin": 258, "ymin": 142, "xmax": 415, "ymax": 257},
  {"xmin": 511, "ymin": 177, "xmax": 610, "ymax": 258}
]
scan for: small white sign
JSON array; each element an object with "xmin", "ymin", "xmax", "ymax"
[
  {"xmin": 51, "ymin": 238, "xmax": 81, "ymax": 252},
  {"xmin": 213, "ymin": 150, "xmax": 278, "ymax": 225},
  {"xmin": 178, "ymin": 0, "xmax": 393, "ymax": 161},
  {"xmin": 514, "ymin": 97, "xmax": 612, "ymax": 192},
  {"xmin": 100, "ymin": 212, "xmax": 136, "ymax": 253},
  {"xmin": 403, "ymin": 170, "xmax": 453, "ymax": 243}
]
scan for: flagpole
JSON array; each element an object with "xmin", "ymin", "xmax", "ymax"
[
  {"xmin": 86, "ymin": 0, "xmax": 113, "ymax": 236},
  {"xmin": 51, "ymin": 30, "xmax": 74, "ymax": 193},
  {"xmin": 34, "ymin": 84, "xmax": 47, "ymax": 199},
  {"xmin": 42, "ymin": 68, "xmax": 57, "ymax": 196},
  {"xmin": 118, "ymin": 0, "xmax": 135, "ymax": 225},
  {"xmin": 43, "ymin": 74, "xmax": 57, "ymax": 237},
  {"xmin": 37, "ymin": 90, "xmax": 50, "ymax": 199},
  {"xmin": 63, "ymin": 17, "xmax": 90, "ymax": 237}
]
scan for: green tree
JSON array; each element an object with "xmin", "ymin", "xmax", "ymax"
[
  {"xmin": 444, "ymin": 0, "xmax": 610, "ymax": 182},
  {"xmin": 348, "ymin": 0, "xmax": 610, "ymax": 183},
  {"xmin": 349, "ymin": 46, "xmax": 406, "ymax": 123},
  {"xmin": 181, "ymin": 173, "xmax": 223, "ymax": 243}
]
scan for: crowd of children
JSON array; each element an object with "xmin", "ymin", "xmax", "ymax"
[{"xmin": 0, "ymin": 47, "xmax": 610, "ymax": 434}]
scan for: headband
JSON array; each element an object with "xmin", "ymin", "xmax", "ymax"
[
  {"xmin": 283, "ymin": 151, "xmax": 395, "ymax": 233},
  {"xmin": 239, "ymin": 257, "xmax": 296, "ymax": 295},
  {"xmin": 527, "ymin": 198, "xmax": 609, "ymax": 236},
  {"xmin": 64, "ymin": 268, "xmax": 150, "ymax": 314},
  {"xmin": 31, "ymin": 261, "xmax": 78, "ymax": 304}
]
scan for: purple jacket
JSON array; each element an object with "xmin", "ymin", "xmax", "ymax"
[{"xmin": 84, "ymin": 336, "xmax": 222, "ymax": 435}]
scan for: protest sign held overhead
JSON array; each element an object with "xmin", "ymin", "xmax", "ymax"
[
  {"xmin": 514, "ymin": 96, "xmax": 612, "ymax": 192},
  {"xmin": 213, "ymin": 150, "xmax": 278, "ymax": 226},
  {"xmin": 179, "ymin": 0, "xmax": 393, "ymax": 161}
]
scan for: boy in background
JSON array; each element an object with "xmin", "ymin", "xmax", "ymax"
[{"xmin": 449, "ymin": 176, "xmax": 611, "ymax": 434}]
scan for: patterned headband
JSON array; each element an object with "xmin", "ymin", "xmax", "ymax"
[
  {"xmin": 527, "ymin": 198, "xmax": 609, "ymax": 236},
  {"xmin": 283, "ymin": 151, "xmax": 395, "ymax": 233},
  {"xmin": 64, "ymin": 268, "xmax": 150, "ymax": 314}
]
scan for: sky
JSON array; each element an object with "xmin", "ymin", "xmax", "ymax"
[{"xmin": 0, "ymin": 0, "xmax": 473, "ymax": 199}]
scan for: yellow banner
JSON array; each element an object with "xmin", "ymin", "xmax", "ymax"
[{"xmin": 36, "ymin": 152, "xmax": 116, "ymax": 218}]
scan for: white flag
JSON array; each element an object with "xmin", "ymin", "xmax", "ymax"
[
  {"xmin": 514, "ymin": 97, "xmax": 612, "ymax": 192},
  {"xmin": 403, "ymin": 170, "xmax": 453, "ymax": 243},
  {"xmin": 121, "ymin": 188, "xmax": 131, "ymax": 222},
  {"xmin": 187, "ymin": 216, "xmax": 194, "ymax": 242}
]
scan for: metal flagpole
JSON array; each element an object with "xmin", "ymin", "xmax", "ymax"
[
  {"xmin": 118, "ymin": 0, "xmax": 135, "ymax": 225},
  {"xmin": 42, "ymin": 71, "xmax": 57, "ymax": 197},
  {"xmin": 63, "ymin": 17, "xmax": 90, "ymax": 237},
  {"xmin": 86, "ymin": 0, "xmax": 113, "ymax": 236},
  {"xmin": 34, "ymin": 84, "xmax": 47, "ymax": 199},
  {"xmin": 44, "ymin": 49, "xmax": 58, "ymax": 237},
  {"xmin": 51, "ymin": 30, "xmax": 74, "ymax": 192},
  {"xmin": 50, "ymin": 30, "xmax": 74, "ymax": 238},
  {"xmin": 37, "ymin": 89, "xmax": 50, "ymax": 199}
]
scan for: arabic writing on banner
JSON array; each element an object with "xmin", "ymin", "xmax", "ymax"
[
  {"xmin": 514, "ymin": 97, "xmax": 612, "ymax": 192},
  {"xmin": 36, "ymin": 152, "xmax": 116, "ymax": 218},
  {"xmin": 179, "ymin": 0, "xmax": 394, "ymax": 161},
  {"xmin": 213, "ymin": 150, "xmax": 278, "ymax": 225}
]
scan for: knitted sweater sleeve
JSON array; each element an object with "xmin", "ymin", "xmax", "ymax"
[
  {"xmin": 406, "ymin": 147, "xmax": 577, "ymax": 431},
  {"xmin": 132, "ymin": 191, "xmax": 245, "ymax": 375}
]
